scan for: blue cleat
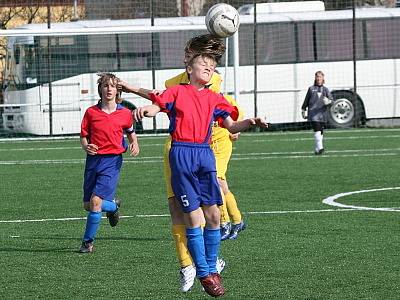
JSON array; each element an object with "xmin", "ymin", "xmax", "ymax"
[
  {"xmin": 220, "ymin": 222, "xmax": 231, "ymax": 241},
  {"xmin": 228, "ymin": 221, "xmax": 246, "ymax": 240}
]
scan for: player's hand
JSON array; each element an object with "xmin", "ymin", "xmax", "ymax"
[
  {"xmin": 323, "ymin": 97, "xmax": 333, "ymax": 106},
  {"xmin": 129, "ymin": 142, "xmax": 140, "ymax": 157},
  {"xmin": 301, "ymin": 109, "xmax": 307, "ymax": 119},
  {"xmin": 84, "ymin": 143, "xmax": 98, "ymax": 155},
  {"xmin": 230, "ymin": 132, "xmax": 240, "ymax": 141},
  {"xmin": 151, "ymin": 89, "xmax": 164, "ymax": 96},
  {"xmin": 250, "ymin": 117, "xmax": 269, "ymax": 128},
  {"xmin": 117, "ymin": 79, "xmax": 132, "ymax": 93},
  {"xmin": 132, "ymin": 107, "xmax": 149, "ymax": 121}
]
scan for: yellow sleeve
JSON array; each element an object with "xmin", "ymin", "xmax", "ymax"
[
  {"xmin": 208, "ymin": 73, "xmax": 223, "ymax": 94},
  {"xmin": 223, "ymin": 94, "xmax": 244, "ymax": 121},
  {"xmin": 165, "ymin": 72, "xmax": 189, "ymax": 88},
  {"xmin": 165, "ymin": 71, "xmax": 222, "ymax": 94}
]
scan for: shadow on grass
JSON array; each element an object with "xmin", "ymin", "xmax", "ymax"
[{"xmin": 0, "ymin": 235, "xmax": 167, "ymax": 253}]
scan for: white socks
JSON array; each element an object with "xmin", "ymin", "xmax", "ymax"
[{"xmin": 314, "ymin": 131, "xmax": 323, "ymax": 152}]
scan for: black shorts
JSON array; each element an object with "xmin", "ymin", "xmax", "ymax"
[{"xmin": 311, "ymin": 121, "xmax": 325, "ymax": 133}]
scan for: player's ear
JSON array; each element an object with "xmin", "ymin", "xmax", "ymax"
[{"xmin": 186, "ymin": 65, "xmax": 193, "ymax": 75}]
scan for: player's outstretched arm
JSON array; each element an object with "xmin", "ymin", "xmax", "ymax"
[
  {"xmin": 117, "ymin": 79, "xmax": 155, "ymax": 100},
  {"xmin": 223, "ymin": 116, "xmax": 268, "ymax": 134},
  {"xmin": 127, "ymin": 132, "xmax": 140, "ymax": 157},
  {"xmin": 133, "ymin": 104, "xmax": 161, "ymax": 121}
]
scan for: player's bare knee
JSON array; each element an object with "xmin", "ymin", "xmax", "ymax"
[
  {"xmin": 203, "ymin": 205, "xmax": 220, "ymax": 228},
  {"xmin": 169, "ymin": 196, "xmax": 185, "ymax": 224},
  {"xmin": 218, "ymin": 178, "xmax": 229, "ymax": 194},
  {"xmin": 89, "ymin": 195, "xmax": 102, "ymax": 212}
]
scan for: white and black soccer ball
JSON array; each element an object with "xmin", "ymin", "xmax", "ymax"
[{"xmin": 205, "ymin": 3, "xmax": 240, "ymax": 38}]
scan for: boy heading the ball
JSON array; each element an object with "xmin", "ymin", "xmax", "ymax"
[{"xmin": 126, "ymin": 51, "xmax": 268, "ymax": 297}]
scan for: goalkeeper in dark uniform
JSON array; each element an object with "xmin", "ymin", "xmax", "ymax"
[{"xmin": 301, "ymin": 71, "xmax": 334, "ymax": 155}]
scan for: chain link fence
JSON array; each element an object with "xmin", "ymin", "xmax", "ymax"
[{"xmin": 1, "ymin": 0, "xmax": 399, "ymax": 137}]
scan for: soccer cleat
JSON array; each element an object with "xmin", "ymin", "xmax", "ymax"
[
  {"xmin": 179, "ymin": 265, "xmax": 196, "ymax": 292},
  {"xmin": 200, "ymin": 273, "xmax": 225, "ymax": 297},
  {"xmin": 228, "ymin": 221, "xmax": 246, "ymax": 240},
  {"xmin": 314, "ymin": 148, "xmax": 324, "ymax": 155},
  {"xmin": 220, "ymin": 222, "xmax": 231, "ymax": 241},
  {"xmin": 106, "ymin": 198, "xmax": 122, "ymax": 227},
  {"xmin": 216, "ymin": 257, "xmax": 226, "ymax": 274},
  {"xmin": 79, "ymin": 241, "xmax": 94, "ymax": 253}
]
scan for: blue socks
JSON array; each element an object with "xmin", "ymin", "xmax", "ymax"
[
  {"xmin": 186, "ymin": 227, "xmax": 222, "ymax": 277},
  {"xmin": 83, "ymin": 211, "xmax": 102, "ymax": 242},
  {"xmin": 101, "ymin": 199, "xmax": 117, "ymax": 212},
  {"xmin": 204, "ymin": 228, "xmax": 221, "ymax": 274},
  {"xmin": 186, "ymin": 227, "xmax": 209, "ymax": 278},
  {"xmin": 82, "ymin": 200, "xmax": 116, "ymax": 243}
]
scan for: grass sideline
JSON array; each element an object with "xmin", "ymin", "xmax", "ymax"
[{"xmin": 0, "ymin": 128, "xmax": 399, "ymax": 299}]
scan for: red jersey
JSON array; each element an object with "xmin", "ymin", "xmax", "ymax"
[
  {"xmin": 80, "ymin": 103, "xmax": 134, "ymax": 155},
  {"xmin": 150, "ymin": 84, "xmax": 238, "ymax": 143}
]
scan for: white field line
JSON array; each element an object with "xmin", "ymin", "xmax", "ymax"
[
  {"xmin": 1, "ymin": 128, "xmax": 399, "ymax": 143},
  {"xmin": 0, "ymin": 149, "xmax": 399, "ymax": 165},
  {"xmin": 0, "ymin": 134, "xmax": 399, "ymax": 152},
  {"xmin": 2, "ymin": 187, "xmax": 399, "ymax": 224},
  {"xmin": 232, "ymin": 148, "xmax": 400, "ymax": 156},
  {"xmin": 322, "ymin": 187, "xmax": 400, "ymax": 211},
  {"xmin": 0, "ymin": 208, "xmax": 370, "ymax": 224},
  {"xmin": 251, "ymin": 134, "xmax": 400, "ymax": 142},
  {"xmin": 0, "ymin": 143, "xmax": 165, "ymax": 152},
  {"xmin": 0, "ymin": 133, "xmax": 169, "ymax": 143}
]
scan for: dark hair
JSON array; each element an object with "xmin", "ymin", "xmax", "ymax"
[
  {"xmin": 97, "ymin": 72, "xmax": 122, "ymax": 103},
  {"xmin": 184, "ymin": 34, "xmax": 225, "ymax": 64}
]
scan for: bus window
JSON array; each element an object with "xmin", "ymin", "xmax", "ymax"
[
  {"xmin": 160, "ymin": 31, "xmax": 189, "ymax": 69},
  {"xmin": 316, "ymin": 20, "xmax": 353, "ymax": 61},
  {"xmin": 25, "ymin": 44, "xmax": 37, "ymax": 84},
  {"xmin": 159, "ymin": 30, "xmax": 209, "ymax": 69},
  {"xmin": 366, "ymin": 19, "xmax": 400, "ymax": 59},
  {"xmin": 88, "ymin": 34, "xmax": 118, "ymax": 71},
  {"xmin": 237, "ymin": 23, "xmax": 296, "ymax": 66},
  {"xmin": 315, "ymin": 20, "xmax": 365, "ymax": 61},
  {"xmin": 118, "ymin": 33, "xmax": 153, "ymax": 70},
  {"xmin": 238, "ymin": 24, "xmax": 254, "ymax": 65},
  {"xmin": 257, "ymin": 23, "xmax": 296, "ymax": 64},
  {"xmin": 14, "ymin": 45, "xmax": 21, "ymax": 65},
  {"xmin": 297, "ymin": 22, "xmax": 314, "ymax": 62}
]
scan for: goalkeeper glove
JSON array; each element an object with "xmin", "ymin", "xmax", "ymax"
[
  {"xmin": 323, "ymin": 97, "xmax": 333, "ymax": 106},
  {"xmin": 301, "ymin": 109, "xmax": 307, "ymax": 119}
]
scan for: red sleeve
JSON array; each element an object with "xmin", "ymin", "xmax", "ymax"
[
  {"xmin": 80, "ymin": 109, "xmax": 90, "ymax": 137},
  {"xmin": 214, "ymin": 94, "xmax": 239, "ymax": 127},
  {"xmin": 122, "ymin": 108, "xmax": 134, "ymax": 133},
  {"xmin": 150, "ymin": 86, "xmax": 178, "ymax": 113}
]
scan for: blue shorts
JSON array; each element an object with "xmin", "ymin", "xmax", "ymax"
[
  {"xmin": 169, "ymin": 142, "xmax": 223, "ymax": 213},
  {"xmin": 83, "ymin": 154, "xmax": 123, "ymax": 202}
]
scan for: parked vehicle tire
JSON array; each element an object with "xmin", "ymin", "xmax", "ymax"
[{"xmin": 328, "ymin": 91, "xmax": 365, "ymax": 128}]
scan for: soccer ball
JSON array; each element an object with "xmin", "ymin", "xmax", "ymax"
[{"xmin": 205, "ymin": 3, "xmax": 240, "ymax": 38}]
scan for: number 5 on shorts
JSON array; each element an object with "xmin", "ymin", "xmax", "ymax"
[{"xmin": 180, "ymin": 195, "xmax": 189, "ymax": 207}]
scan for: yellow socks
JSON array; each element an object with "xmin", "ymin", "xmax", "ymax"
[
  {"xmin": 219, "ymin": 191, "xmax": 230, "ymax": 224},
  {"xmin": 225, "ymin": 191, "xmax": 242, "ymax": 224},
  {"xmin": 172, "ymin": 224, "xmax": 192, "ymax": 267}
]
